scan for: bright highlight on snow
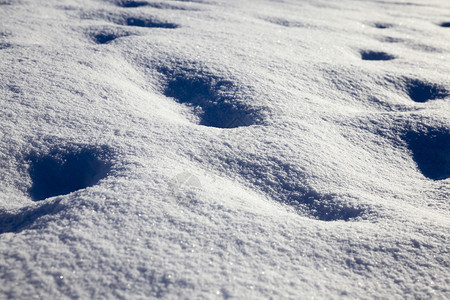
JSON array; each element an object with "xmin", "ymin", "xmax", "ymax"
[{"xmin": 0, "ymin": 0, "xmax": 449, "ymax": 298}]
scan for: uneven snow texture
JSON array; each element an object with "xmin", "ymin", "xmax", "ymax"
[{"xmin": 0, "ymin": 0, "xmax": 449, "ymax": 298}]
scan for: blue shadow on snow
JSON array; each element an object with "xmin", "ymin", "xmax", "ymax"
[
  {"xmin": 27, "ymin": 146, "xmax": 112, "ymax": 201},
  {"xmin": 405, "ymin": 129, "xmax": 449, "ymax": 180}
]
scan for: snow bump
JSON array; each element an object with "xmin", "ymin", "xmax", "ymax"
[{"xmin": 27, "ymin": 145, "xmax": 113, "ymax": 201}]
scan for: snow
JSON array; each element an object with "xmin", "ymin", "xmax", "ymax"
[{"xmin": 0, "ymin": 0, "xmax": 449, "ymax": 298}]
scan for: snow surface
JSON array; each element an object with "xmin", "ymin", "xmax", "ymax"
[{"xmin": 1, "ymin": 0, "xmax": 449, "ymax": 298}]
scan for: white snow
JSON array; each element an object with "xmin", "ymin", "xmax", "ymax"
[{"xmin": 0, "ymin": 0, "xmax": 449, "ymax": 298}]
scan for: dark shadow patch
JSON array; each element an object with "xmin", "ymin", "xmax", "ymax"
[
  {"xmin": 55, "ymin": 4, "xmax": 78, "ymax": 10},
  {"xmin": 377, "ymin": 36, "xmax": 442, "ymax": 53},
  {"xmin": 408, "ymin": 43, "xmax": 442, "ymax": 53},
  {"xmin": 145, "ymin": 2, "xmax": 199, "ymax": 10},
  {"xmin": 405, "ymin": 129, "xmax": 450, "ymax": 180},
  {"xmin": 173, "ymin": 0, "xmax": 206, "ymax": 3},
  {"xmin": 0, "ymin": 200, "xmax": 63, "ymax": 234},
  {"xmin": 404, "ymin": 79, "xmax": 448, "ymax": 103},
  {"xmin": 124, "ymin": 17, "xmax": 179, "ymax": 28},
  {"xmin": 90, "ymin": 31, "xmax": 131, "ymax": 44},
  {"xmin": 440, "ymin": 22, "xmax": 450, "ymax": 28},
  {"xmin": 87, "ymin": 27, "xmax": 133, "ymax": 44},
  {"xmin": 80, "ymin": 11, "xmax": 179, "ymax": 29},
  {"xmin": 27, "ymin": 145, "xmax": 113, "ymax": 201},
  {"xmin": 263, "ymin": 17, "xmax": 312, "ymax": 28},
  {"xmin": 161, "ymin": 68, "xmax": 258, "ymax": 128},
  {"xmin": 8, "ymin": 85, "xmax": 21, "ymax": 93},
  {"xmin": 373, "ymin": 22, "xmax": 393, "ymax": 29},
  {"xmin": 289, "ymin": 192, "xmax": 367, "ymax": 221},
  {"xmin": 0, "ymin": 42, "xmax": 11, "ymax": 49},
  {"xmin": 211, "ymin": 153, "xmax": 370, "ymax": 221},
  {"xmin": 360, "ymin": 50, "xmax": 395, "ymax": 61},
  {"xmin": 373, "ymin": 0, "xmax": 425, "ymax": 6},
  {"xmin": 379, "ymin": 36, "xmax": 403, "ymax": 43},
  {"xmin": 117, "ymin": 0, "xmax": 197, "ymax": 10},
  {"xmin": 117, "ymin": 0, "xmax": 148, "ymax": 7},
  {"xmin": 93, "ymin": 33, "xmax": 118, "ymax": 44}
]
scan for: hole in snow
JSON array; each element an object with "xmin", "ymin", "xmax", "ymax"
[
  {"xmin": 117, "ymin": 0, "xmax": 196, "ymax": 10},
  {"xmin": 404, "ymin": 79, "xmax": 448, "ymax": 103},
  {"xmin": 440, "ymin": 22, "xmax": 450, "ymax": 28},
  {"xmin": 360, "ymin": 50, "xmax": 395, "ymax": 61},
  {"xmin": 27, "ymin": 145, "xmax": 113, "ymax": 201},
  {"xmin": 88, "ymin": 27, "xmax": 132, "ymax": 44},
  {"xmin": 117, "ymin": 0, "xmax": 148, "ymax": 7},
  {"xmin": 91, "ymin": 32, "xmax": 126, "ymax": 44},
  {"xmin": 373, "ymin": 22, "xmax": 393, "ymax": 29},
  {"xmin": 124, "ymin": 17, "xmax": 179, "ymax": 28},
  {"xmin": 161, "ymin": 69, "xmax": 259, "ymax": 128},
  {"xmin": 93, "ymin": 33, "xmax": 116, "ymax": 44},
  {"xmin": 405, "ymin": 129, "xmax": 450, "ymax": 180}
]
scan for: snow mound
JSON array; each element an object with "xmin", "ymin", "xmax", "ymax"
[{"xmin": 0, "ymin": 0, "xmax": 449, "ymax": 298}]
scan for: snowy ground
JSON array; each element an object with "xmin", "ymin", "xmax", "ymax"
[{"xmin": 0, "ymin": 0, "xmax": 449, "ymax": 298}]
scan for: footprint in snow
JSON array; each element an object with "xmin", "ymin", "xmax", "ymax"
[
  {"xmin": 116, "ymin": 0, "xmax": 198, "ymax": 10},
  {"xmin": 403, "ymin": 78, "xmax": 448, "ymax": 103},
  {"xmin": 160, "ymin": 66, "xmax": 259, "ymax": 128},
  {"xmin": 372, "ymin": 22, "xmax": 394, "ymax": 29},
  {"xmin": 116, "ymin": 0, "xmax": 148, "ymax": 7},
  {"xmin": 89, "ymin": 28, "xmax": 132, "ymax": 44},
  {"xmin": 405, "ymin": 129, "xmax": 449, "ymax": 180},
  {"xmin": 93, "ymin": 32, "xmax": 122, "ymax": 44},
  {"xmin": 122, "ymin": 17, "xmax": 179, "ymax": 29},
  {"xmin": 360, "ymin": 50, "xmax": 395, "ymax": 61},
  {"xmin": 26, "ymin": 144, "xmax": 114, "ymax": 201}
]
